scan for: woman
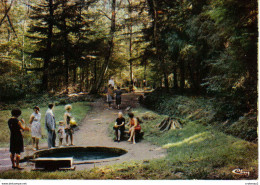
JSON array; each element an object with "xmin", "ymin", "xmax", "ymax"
[
  {"xmin": 127, "ymin": 112, "xmax": 141, "ymax": 144},
  {"xmin": 113, "ymin": 112, "xmax": 125, "ymax": 142},
  {"xmin": 8, "ymin": 108, "xmax": 30, "ymax": 170},
  {"xmin": 29, "ymin": 106, "xmax": 41, "ymax": 150},
  {"xmin": 64, "ymin": 104, "xmax": 74, "ymax": 146},
  {"xmin": 107, "ymin": 84, "xmax": 113, "ymax": 109},
  {"xmin": 115, "ymin": 86, "xmax": 122, "ymax": 109}
]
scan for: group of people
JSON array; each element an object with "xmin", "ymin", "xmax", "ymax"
[
  {"xmin": 7, "ymin": 104, "xmax": 76, "ymax": 169},
  {"xmin": 113, "ymin": 112, "xmax": 141, "ymax": 144},
  {"xmin": 45, "ymin": 103, "xmax": 76, "ymax": 148},
  {"xmin": 106, "ymin": 77, "xmax": 123, "ymax": 109}
]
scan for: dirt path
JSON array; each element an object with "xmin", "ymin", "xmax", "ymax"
[{"xmin": 0, "ymin": 93, "xmax": 166, "ymax": 171}]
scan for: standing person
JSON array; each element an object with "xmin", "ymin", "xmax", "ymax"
[
  {"xmin": 45, "ymin": 103, "xmax": 56, "ymax": 148},
  {"xmin": 8, "ymin": 108, "xmax": 30, "ymax": 170},
  {"xmin": 115, "ymin": 86, "xmax": 122, "ymax": 109},
  {"xmin": 127, "ymin": 112, "xmax": 141, "ymax": 144},
  {"xmin": 29, "ymin": 106, "xmax": 41, "ymax": 151},
  {"xmin": 107, "ymin": 84, "xmax": 113, "ymax": 109},
  {"xmin": 57, "ymin": 121, "xmax": 65, "ymax": 146},
  {"xmin": 64, "ymin": 104, "xmax": 74, "ymax": 146},
  {"xmin": 108, "ymin": 77, "xmax": 115, "ymax": 88},
  {"xmin": 113, "ymin": 112, "xmax": 125, "ymax": 142}
]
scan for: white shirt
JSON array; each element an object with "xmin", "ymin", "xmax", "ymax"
[{"xmin": 109, "ymin": 79, "xmax": 115, "ymax": 87}]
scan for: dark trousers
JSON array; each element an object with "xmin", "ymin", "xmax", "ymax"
[{"xmin": 47, "ymin": 130, "xmax": 56, "ymax": 148}]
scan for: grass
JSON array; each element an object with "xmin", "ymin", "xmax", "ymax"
[
  {"xmin": 0, "ymin": 107, "xmax": 257, "ymax": 179},
  {"xmin": 0, "ymin": 101, "xmax": 91, "ymax": 147}
]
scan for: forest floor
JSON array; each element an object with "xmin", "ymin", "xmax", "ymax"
[{"xmin": 0, "ymin": 92, "xmax": 166, "ymax": 172}]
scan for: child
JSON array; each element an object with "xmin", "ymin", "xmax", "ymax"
[
  {"xmin": 57, "ymin": 121, "xmax": 65, "ymax": 146},
  {"xmin": 8, "ymin": 108, "xmax": 30, "ymax": 170}
]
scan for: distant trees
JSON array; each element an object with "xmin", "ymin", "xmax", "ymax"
[
  {"xmin": 27, "ymin": 0, "xmax": 103, "ymax": 93},
  {"xmin": 143, "ymin": 0, "xmax": 257, "ymax": 117}
]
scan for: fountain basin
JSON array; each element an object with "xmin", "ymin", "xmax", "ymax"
[{"xmin": 32, "ymin": 146, "xmax": 127, "ymax": 164}]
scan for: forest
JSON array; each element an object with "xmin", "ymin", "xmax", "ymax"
[
  {"xmin": 0, "ymin": 0, "xmax": 257, "ymax": 96},
  {"xmin": 1, "ymin": 0, "xmax": 258, "ymax": 137},
  {"xmin": 0, "ymin": 0, "xmax": 258, "ymax": 180}
]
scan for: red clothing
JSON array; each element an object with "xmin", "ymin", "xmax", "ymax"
[{"xmin": 130, "ymin": 118, "xmax": 141, "ymax": 131}]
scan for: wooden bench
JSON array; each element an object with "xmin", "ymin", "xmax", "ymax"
[{"xmin": 31, "ymin": 157, "xmax": 75, "ymax": 171}]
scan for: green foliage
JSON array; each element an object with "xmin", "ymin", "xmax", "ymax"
[
  {"xmin": 0, "ymin": 73, "xmax": 41, "ymax": 102},
  {"xmin": 0, "ymin": 75, "xmax": 25, "ymax": 101},
  {"xmin": 143, "ymin": 90, "xmax": 257, "ymax": 142}
]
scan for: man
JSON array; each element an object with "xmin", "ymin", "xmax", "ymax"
[{"xmin": 45, "ymin": 103, "xmax": 56, "ymax": 148}]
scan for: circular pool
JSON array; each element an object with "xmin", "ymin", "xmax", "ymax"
[{"xmin": 32, "ymin": 146, "xmax": 127, "ymax": 163}]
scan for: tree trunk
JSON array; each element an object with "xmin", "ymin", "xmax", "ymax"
[
  {"xmin": 188, "ymin": 62, "xmax": 197, "ymax": 91},
  {"xmin": 73, "ymin": 67, "xmax": 77, "ymax": 84},
  {"xmin": 173, "ymin": 65, "xmax": 178, "ymax": 89},
  {"xmin": 180, "ymin": 60, "xmax": 185, "ymax": 91},
  {"xmin": 90, "ymin": 0, "xmax": 116, "ymax": 94},
  {"xmin": 163, "ymin": 71, "xmax": 169, "ymax": 90},
  {"xmin": 152, "ymin": 0, "xmax": 169, "ymax": 91},
  {"xmin": 42, "ymin": 0, "xmax": 54, "ymax": 91},
  {"xmin": 0, "ymin": 0, "xmax": 14, "ymax": 27},
  {"xmin": 61, "ymin": 0, "xmax": 69, "ymax": 94},
  {"xmin": 86, "ymin": 62, "xmax": 89, "ymax": 91},
  {"xmin": 128, "ymin": 0, "xmax": 133, "ymax": 89}
]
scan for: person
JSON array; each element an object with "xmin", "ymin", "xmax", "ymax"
[
  {"xmin": 107, "ymin": 84, "xmax": 113, "ymax": 109},
  {"xmin": 115, "ymin": 86, "xmax": 122, "ymax": 109},
  {"xmin": 108, "ymin": 77, "xmax": 115, "ymax": 88},
  {"xmin": 64, "ymin": 104, "xmax": 74, "ymax": 146},
  {"xmin": 127, "ymin": 112, "xmax": 141, "ymax": 144},
  {"xmin": 8, "ymin": 108, "xmax": 30, "ymax": 170},
  {"xmin": 45, "ymin": 103, "xmax": 56, "ymax": 148},
  {"xmin": 113, "ymin": 112, "xmax": 125, "ymax": 142},
  {"xmin": 143, "ymin": 79, "xmax": 146, "ymax": 88},
  {"xmin": 57, "ymin": 121, "xmax": 65, "ymax": 146},
  {"xmin": 29, "ymin": 106, "xmax": 41, "ymax": 151}
]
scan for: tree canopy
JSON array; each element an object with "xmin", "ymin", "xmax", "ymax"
[{"xmin": 0, "ymin": 0, "xmax": 257, "ymax": 117}]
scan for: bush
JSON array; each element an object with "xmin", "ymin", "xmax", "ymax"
[
  {"xmin": 0, "ymin": 73, "xmax": 40, "ymax": 102},
  {"xmin": 0, "ymin": 75, "xmax": 25, "ymax": 101}
]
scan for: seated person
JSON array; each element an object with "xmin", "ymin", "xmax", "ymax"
[
  {"xmin": 113, "ymin": 112, "xmax": 125, "ymax": 142},
  {"xmin": 127, "ymin": 112, "xmax": 141, "ymax": 144}
]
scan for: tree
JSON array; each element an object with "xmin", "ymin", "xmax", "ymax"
[
  {"xmin": 89, "ymin": 0, "xmax": 116, "ymax": 94},
  {"xmin": 27, "ymin": 0, "xmax": 57, "ymax": 91}
]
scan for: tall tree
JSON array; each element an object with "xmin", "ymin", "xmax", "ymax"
[
  {"xmin": 90, "ymin": 0, "xmax": 116, "ymax": 94},
  {"xmin": 27, "ymin": 0, "xmax": 57, "ymax": 91}
]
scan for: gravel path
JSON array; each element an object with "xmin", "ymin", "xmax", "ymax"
[{"xmin": 0, "ymin": 93, "xmax": 166, "ymax": 172}]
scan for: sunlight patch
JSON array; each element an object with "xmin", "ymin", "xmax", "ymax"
[{"xmin": 162, "ymin": 132, "xmax": 211, "ymax": 149}]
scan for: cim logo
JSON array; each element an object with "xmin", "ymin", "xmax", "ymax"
[{"xmin": 232, "ymin": 169, "xmax": 250, "ymax": 176}]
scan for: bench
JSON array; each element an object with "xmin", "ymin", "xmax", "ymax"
[{"xmin": 31, "ymin": 157, "xmax": 75, "ymax": 171}]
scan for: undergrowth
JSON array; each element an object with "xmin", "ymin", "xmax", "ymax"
[{"xmin": 143, "ymin": 90, "xmax": 257, "ymax": 142}]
